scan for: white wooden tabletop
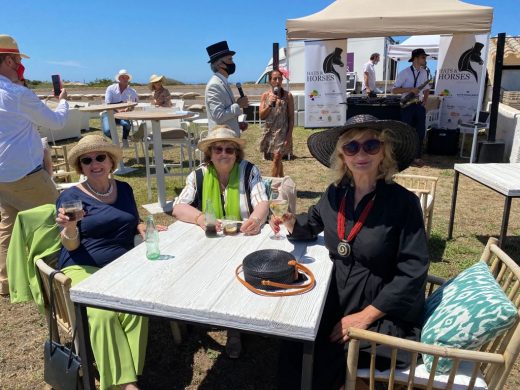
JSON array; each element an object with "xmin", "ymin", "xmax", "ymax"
[
  {"xmin": 454, "ymin": 163, "xmax": 520, "ymax": 197},
  {"xmin": 78, "ymin": 102, "xmax": 137, "ymax": 112},
  {"xmin": 70, "ymin": 221, "xmax": 333, "ymax": 341}
]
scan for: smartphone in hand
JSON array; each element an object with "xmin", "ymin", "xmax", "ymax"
[{"xmin": 51, "ymin": 74, "xmax": 61, "ymax": 96}]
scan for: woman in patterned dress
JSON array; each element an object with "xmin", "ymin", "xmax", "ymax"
[{"xmin": 259, "ymin": 70, "xmax": 294, "ymax": 177}]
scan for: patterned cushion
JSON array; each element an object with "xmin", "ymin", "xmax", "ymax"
[{"xmin": 421, "ymin": 262, "xmax": 518, "ymax": 374}]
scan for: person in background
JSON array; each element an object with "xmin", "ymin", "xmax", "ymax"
[
  {"xmin": 105, "ymin": 69, "xmax": 139, "ymax": 148},
  {"xmin": 56, "ymin": 135, "xmax": 165, "ymax": 389},
  {"xmin": 172, "ymin": 125, "xmax": 268, "ymax": 359},
  {"xmin": 0, "ymin": 34, "xmax": 68, "ymax": 296},
  {"xmin": 271, "ymin": 115, "xmax": 429, "ymax": 389},
  {"xmin": 392, "ymin": 48, "xmax": 430, "ymax": 167},
  {"xmin": 149, "ymin": 74, "xmax": 172, "ymax": 108},
  {"xmin": 259, "ymin": 69, "xmax": 294, "ymax": 177},
  {"xmin": 362, "ymin": 52, "xmax": 381, "ymax": 95},
  {"xmin": 205, "ymin": 40, "xmax": 249, "ymax": 137}
]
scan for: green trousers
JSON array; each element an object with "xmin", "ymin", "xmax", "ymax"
[{"xmin": 63, "ymin": 265, "xmax": 148, "ymax": 390}]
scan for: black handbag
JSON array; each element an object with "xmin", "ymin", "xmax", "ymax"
[
  {"xmin": 43, "ymin": 270, "xmax": 81, "ymax": 390},
  {"xmin": 235, "ymin": 249, "xmax": 315, "ymax": 296}
]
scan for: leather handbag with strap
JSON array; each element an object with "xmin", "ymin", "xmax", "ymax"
[
  {"xmin": 235, "ymin": 249, "xmax": 315, "ymax": 297},
  {"xmin": 43, "ymin": 270, "xmax": 81, "ymax": 390}
]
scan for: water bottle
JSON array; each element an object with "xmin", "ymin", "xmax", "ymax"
[
  {"xmin": 205, "ymin": 200, "xmax": 218, "ymax": 238},
  {"xmin": 145, "ymin": 215, "xmax": 160, "ymax": 259}
]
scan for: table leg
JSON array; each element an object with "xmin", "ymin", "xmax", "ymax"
[
  {"xmin": 447, "ymin": 171, "xmax": 460, "ymax": 240},
  {"xmin": 499, "ymin": 197, "xmax": 512, "ymax": 247},
  {"xmin": 107, "ymin": 110, "xmax": 136, "ymax": 175},
  {"xmin": 301, "ymin": 341, "xmax": 314, "ymax": 390},
  {"xmin": 151, "ymin": 120, "xmax": 167, "ymax": 209},
  {"xmin": 75, "ymin": 303, "xmax": 96, "ymax": 389}
]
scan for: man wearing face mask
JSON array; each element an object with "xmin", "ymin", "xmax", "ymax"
[
  {"xmin": 205, "ymin": 41, "xmax": 249, "ymax": 137},
  {"xmin": 0, "ymin": 35, "xmax": 68, "ymax": 296}
]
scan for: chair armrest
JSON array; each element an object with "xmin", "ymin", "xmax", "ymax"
[
  {"xmin": 347, "ymin": 327, "xmax": 504, "ymax": 365},
  {"xmin": 427, "ymin": 274, "xmax": 445, "ymax": 286}
]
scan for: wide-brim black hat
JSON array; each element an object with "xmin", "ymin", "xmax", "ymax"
[
  {"xmin": 307, "ymin": 115, "xmax": 418, "ymax": 171},
  {"xmin": 408, "ymin": 48, "xmax": 429, "ymax": 62},
  {"xmin": 206, "ymin": 40, "xmax": 236, "ymax": 63}
]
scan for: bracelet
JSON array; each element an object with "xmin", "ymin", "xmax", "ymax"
[
  {"xmin": 194, "ymin": 212, "xmax": 204, "ymax": 225},
  {"xmin": 63, "ymin": 226, "xmax": 79, "ymax": 240}
]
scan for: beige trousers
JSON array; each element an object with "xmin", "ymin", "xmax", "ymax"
[{"xmin": 0, "ymin": 169, "xmax": 58, "ymax": 294}]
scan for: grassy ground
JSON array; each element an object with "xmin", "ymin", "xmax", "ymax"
[{"xmin": 0, "ymin": 121, "xmax": 519, "ymax": 389}]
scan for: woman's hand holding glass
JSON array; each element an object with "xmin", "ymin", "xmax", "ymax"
[
  {"xmin": 56, "ymin": 200, "xmax": 84, "ymax": 229},
  {"xmin": 269, "ymin": 191, "xmax": 290, "ymax": 240}
]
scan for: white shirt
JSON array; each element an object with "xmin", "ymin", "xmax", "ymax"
[
  {"xmin": 173, "ymin": 160, "xmax": 268, "ymax": 219},
  {"xmin": 0, "ymin": 75, "xmax": 68, "ymax": 182},
  {"xmin": 104, "ymin": 83, "xmax": 139, "ymax": 104},
  {"xmin": 394, "ymin": 66, "xmax": 430, "ymax": 99},
  {"xmin": 362, "ymin": 61, "xmax": 377, "ymax": 91}
]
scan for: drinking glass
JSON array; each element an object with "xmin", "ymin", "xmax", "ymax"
[
  {"xmin": 269, "ymin": 190, "xmax": 288, "ymax": 240},
  {"xmin": 62, "ymin": 200, "xmax": 83, "ymax": 222}
]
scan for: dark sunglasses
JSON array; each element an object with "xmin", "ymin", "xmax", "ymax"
[
  {"xmin": 80, "ymin": 154, "xmax": 108, "ymax": 165},
  {"xmin": 212, "ymin": 146, "xmax": 236, "ymax": 155},
  {"xmin": 342, "ymin": 139, "xmax": 383, "ymax": 156}
]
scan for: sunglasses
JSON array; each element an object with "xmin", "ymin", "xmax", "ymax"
[
  {"xmin": 80, "ymin": 154, "xmax": 108, "ymax": 165},
  {"xmin": 212, "ymin": 146, "xmax": 236, "ymax": 155},
  {"xmin": 342, "ymin": 139, "xmax": 383, "ymax": 156}
]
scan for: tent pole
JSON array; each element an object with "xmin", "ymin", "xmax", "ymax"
[
  {"xmin": 285, "ymin": 33, "xmax": 290, "ymax": 92},
  {"xmin": 469, "ymin": 32, "xmax": 490, "ymax": 163},
  {"xmin": 383, "ymin": 38, "xmax": 388, "ymax": 96}
]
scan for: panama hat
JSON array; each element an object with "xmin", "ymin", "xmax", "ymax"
[
  {"xmin": 408, "ymin": 48, "xmax": 429, "ymax": 62},
  {"xmin": 115, "ymin": 69, "xmax": 132, "ymax": 82},
  {"xmin": 149, "ymin": 74, "xmax": 165, "ymax": 84},
  {"xmin": 206, "ymin": 41, "xmax": 236, "ymax": 63},
  {"xmin": 197, "ymin": 126, "xmax": 246, "ymax": 153},
  {"xmin": 307, "ymin": 115, "xmax": 418, "ymax": 171},
  {"xmin": 69, "ymin": 135, "xmax": 123, "ymax": 173},
  {"xmin": 0, "ymin": 35, "xmax": 29, "ymax": 58}
]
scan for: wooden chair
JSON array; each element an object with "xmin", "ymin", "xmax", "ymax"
[
  {"xmin": 345, "ymin": 237, "xmax": 520, "ymax": 390},
  {"xmin": 50, "ymin": 144, "xmax": 75, "ymax": 183},
  {"xmin": 35, "ymin": 255, "xmax": 78, "ymax": 351},
  {"xmin": 394, "ymin": 174, "xmax": 438, "ymax": 238}
]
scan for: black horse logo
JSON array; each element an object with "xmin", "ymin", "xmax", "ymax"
[
  {"xmin": 458, "ymin": 42, "xmax": 484, "ymax": 82},
  {"xmin": 323, "ymin": 47, "xmax": 344, "ymax": 81}
]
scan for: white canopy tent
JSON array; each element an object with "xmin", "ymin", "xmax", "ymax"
[
  {"xmin": 286, "ymin": 0, "xmax": 493, "ymax": 162},
  {"xmin": 388, "ymin": 35, "xmax": 440, "ymax": 61}
]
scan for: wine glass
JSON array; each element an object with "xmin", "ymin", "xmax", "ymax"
[{"xmin": 269, "ymin": 190, "xmax": 288, "ymax": 240}]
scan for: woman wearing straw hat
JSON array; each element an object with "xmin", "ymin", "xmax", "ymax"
[
  {"xmin": 56, "ymin": 134, "xmax": 162, "ymax": 390},
  {"xmin": 149, "ymin": 74, "xmax": 172, "ymax": 107},
  {"xmin": 173, "ymin": 125, "xmax": 269, "ymax": 358},
  {"xmin": 271, "ymin": 115, "xmax": 429, "ymax": 389}
]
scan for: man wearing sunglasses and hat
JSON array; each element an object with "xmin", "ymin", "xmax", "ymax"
[
  {"xmin": 205, "ymin": 40, "xmax": 249, "ymax": 137},
  {"xmin": 0, "ymin": 35, "xmax": 69, "ymax": 296},
  {"xmin": 392, "ymin": 48, "xmax": 431, "ymax": 167}
]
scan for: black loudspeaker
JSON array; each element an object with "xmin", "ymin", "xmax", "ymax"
[{"xmin": 427, "ymin": 128, "xmax": 460, "ymax": 155}]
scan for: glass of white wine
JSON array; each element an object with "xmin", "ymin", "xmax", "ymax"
[{"xmin": 269, "ymin": 190, "xmax": 288, "ymax": 240}]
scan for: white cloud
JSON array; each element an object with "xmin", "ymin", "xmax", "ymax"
[{"xmin": 46, "ymin": 60, "xmax": 85, "ymax": 68}]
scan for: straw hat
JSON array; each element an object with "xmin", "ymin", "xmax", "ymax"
[
  {"xmin": 115, "ymin": 69, "xmax": 132, "ymax": 82},
  {"xmin": 68, "ymin": 135, "xmax": 123, "ymax": 173},
  {"xmin": 149, "ymin": 74, "xmax": 165, "ymax": 84},
  {"xmin": 0, "ymin": 35, "xmax": 29, "ymax": 58},
  {"xmin": 197, "ymin": 126, "xmax": 246, "ymax": 153},
  {"xmin": 307, "ymin": 115, "xmax": 418, "ymax": 171}
]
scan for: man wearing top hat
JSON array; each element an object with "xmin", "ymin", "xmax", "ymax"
[
  {"xmin": 392, "ymin": 48, "xmax": 431, "ymax": 167},
  {"xmin": 205, "ymin": 41, "xmax": 249, "ymax": 137},
  {"xmin": 0, "ymin": 35, "xmax": 68, "ymax": 295}
]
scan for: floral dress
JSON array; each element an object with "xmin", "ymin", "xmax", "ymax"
[{"xmin": 259, "ymin": 89, "xmax": 292, "ymax": 155}]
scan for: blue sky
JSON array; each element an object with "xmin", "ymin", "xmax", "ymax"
[{"xmin": 3, "ymin": 0, "xmax": 518, "ymax": 84}]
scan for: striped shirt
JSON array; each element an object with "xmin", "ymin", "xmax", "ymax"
[{"xmin": 173, "ymin": 160, "xmax": 268, "ymax": 219}]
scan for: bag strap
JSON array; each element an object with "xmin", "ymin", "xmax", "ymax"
[
  {"xmin": 235, "ymin": 260, "xmax": 316, "ymax": 297},
  {"xmin": 244, "ymin": 161, "xmax": 254, "ymax": 214},
  {"xmin": 48, "ymin": 270, "xmax": 78, "ymax": 357},
  {"xmin": 195, "ymin": 167, "xmax": 204, "ymax": 210}
]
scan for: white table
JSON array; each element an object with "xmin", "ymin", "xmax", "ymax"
[
  {"xmin": 79, "ymin": 102, "xmax": 137, "ymax": 175},
  {"xmin": 114, "ymin": 110, "xmax": 195, "ymax": 213},
  {"xmin": 448, "ymin": 163, "xmax": 520, "ymax": 246},
  {"xmin": 70, "ymin": 222, "xmax": 333, "ymax": 390}
]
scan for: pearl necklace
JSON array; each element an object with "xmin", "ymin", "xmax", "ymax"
[{"xmin": 84, "ymin": 181, "xmax": 113, "ymax": 197}]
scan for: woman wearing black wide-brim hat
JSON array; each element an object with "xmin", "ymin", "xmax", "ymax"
[{"xmin": 271, "ymin": 115, "xmax": 430, "ymax": 389}]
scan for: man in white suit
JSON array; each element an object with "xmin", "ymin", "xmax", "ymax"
[{"xmin": 205, "ymin": 41, "xmax": 249, "ymax": 137}]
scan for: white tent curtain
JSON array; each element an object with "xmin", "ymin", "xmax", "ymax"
[
  {"xmin": 286, "ymin": 0, "xmax": 493, "ymax": 40},
  {"xmin": 387, "ymin": 35, "xmax": 441, "ymax": 61}
]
